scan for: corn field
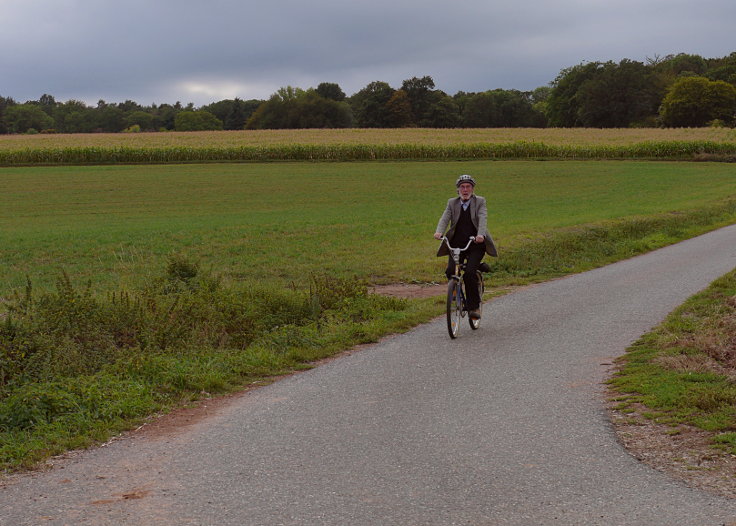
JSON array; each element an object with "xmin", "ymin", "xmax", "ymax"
[
  {"xmin": 0, "ymin": 140, "xmax": 735, "ymax": 165},
  {"xmin": 2, "ymin": 128, "xmax": 736, "ymax": 149},
  {"xmin": 1, "ymin": 128, "xmax": 735, "ymax": 165}
]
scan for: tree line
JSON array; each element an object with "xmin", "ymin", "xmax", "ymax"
[{"xmin": 1, "ymin": 52, "xmax": 735, "ymax": 134}]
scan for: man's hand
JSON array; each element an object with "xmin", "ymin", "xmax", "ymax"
[
  {"xmin": 434, "ymin": 232, "xmax": 443, "ymax": 240},
  {"xmin": 475, "ymin": 235, "xmax": 485, "ymax": 244}
]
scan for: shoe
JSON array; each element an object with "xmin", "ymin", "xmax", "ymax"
[
  {"xmin": 479, "ymin": 262, "xmax": 491, "ymax": 273},
  {"xmin": 469, "ymin": 309, "xmax": 481, "ymax": 320}
]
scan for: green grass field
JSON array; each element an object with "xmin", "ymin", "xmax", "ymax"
[
  {"xmin": 3, "ymin": 160, "xmax": 736, "ymax": 293},
  {"xmin": 2, "ymin": 158, "xmax": 736, "ymax": 471}
]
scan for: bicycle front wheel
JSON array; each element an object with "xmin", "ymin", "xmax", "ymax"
[{"xmin": 446, "ymin": 279, "xmax": 462, "ymax": 338}]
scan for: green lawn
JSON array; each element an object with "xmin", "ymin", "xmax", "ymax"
[{"xmin": 2, "ymin": 160, "xmax": 736, "ymax": 294}]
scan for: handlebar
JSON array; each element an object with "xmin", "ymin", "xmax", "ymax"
[
  {"xmin": 442, "ymin": 236, "xmax": 476, "ymax": 253},
  {"xmin": 442, "ymin": 236, "xmax": 477, "ymax": 270}
]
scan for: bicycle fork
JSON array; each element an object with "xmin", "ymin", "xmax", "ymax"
[{"xmin": 450, "ymin": 276, "xmax": 466, "ymax": 316}]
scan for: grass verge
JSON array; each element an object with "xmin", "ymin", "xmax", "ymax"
[
  {"xmin": 0, "ymin": 264, "xmax": 440, "ymax": 471},
  {"xmin": 491, "ymin": 198, "xmax": 736, "ymax": 284},
  {"xmin": 609, "ymin": 268, "xmax": 736, "ymax": 454}
]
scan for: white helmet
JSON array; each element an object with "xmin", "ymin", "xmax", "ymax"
[{"xmin": 455, "ymin": 174, "xmax": 476, "ymax": 187}]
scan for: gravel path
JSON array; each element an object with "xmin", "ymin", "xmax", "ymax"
[{"xmin": 2, "ymin": 225, "xmax": 736, "ymax": 526}]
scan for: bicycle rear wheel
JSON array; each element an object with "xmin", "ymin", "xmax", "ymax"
[
  {"xmin": 446, "ymin": 279, "xmax": 462, "ymax": 338},
  {"xmin": 469, "ymin": 271, "xmax": 484, "ymax": 330}
]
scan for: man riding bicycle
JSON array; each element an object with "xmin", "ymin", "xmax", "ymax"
[{"xmin": 434, "ymin": 174, "xmax": 498, "ymax": 320}]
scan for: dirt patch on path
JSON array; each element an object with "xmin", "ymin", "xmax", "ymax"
[{"xmin": 370, "ymin": 283, "xmax": 446, "ymax": 298}]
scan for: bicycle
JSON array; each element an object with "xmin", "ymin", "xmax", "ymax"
[{"xmin": 442, "ymin": 236, "xmax": 486, "ymax": 339}]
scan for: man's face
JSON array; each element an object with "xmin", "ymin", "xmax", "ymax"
[{"xmin": 458, "ymin": 183, "xmax": 474, "ymax": 200}]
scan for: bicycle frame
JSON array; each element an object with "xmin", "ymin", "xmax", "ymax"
[{"xmin": 442, "ymin": 236, "xmax": 483, "ymax": 338}]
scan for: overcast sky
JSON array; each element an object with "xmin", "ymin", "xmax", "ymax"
[{"xmin": 2, "ymin": 0, "xmax": 734, "ymax": 107}]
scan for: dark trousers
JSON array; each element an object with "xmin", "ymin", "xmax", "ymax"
[{"xmin": 445, "ymin": 243, "xmax": 485, "ymax": 310}]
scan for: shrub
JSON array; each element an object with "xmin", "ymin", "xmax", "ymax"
[
  {"xmin": 659, "ymin": 77, "xmax": 736, "ymax": 127},
  {"xmin": 0, "ymin": 382, "xmax": 79, "ymax": 430},
  {"xmin": 174, "ymin": 110, "xmax": 223, "ymax": 131}
]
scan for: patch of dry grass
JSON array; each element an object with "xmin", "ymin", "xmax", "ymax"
[{"xmin": 611, "ymin": 270, "xmax": 736, "ymax": 453}]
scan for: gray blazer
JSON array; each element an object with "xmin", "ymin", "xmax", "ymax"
[{"xmin": 435, "ymin": 195, "xmax": 498, "ymax": 257}]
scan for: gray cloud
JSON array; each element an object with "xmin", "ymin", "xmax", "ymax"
[{"xmin": 1, "ymin": 0, "xmax": 734, "ymax": 106}]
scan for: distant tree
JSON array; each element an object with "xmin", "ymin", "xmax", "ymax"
[
  {"xmin": 200, "ymin": 100, "xmax": 232, "ymax": 124},
  {"xmin": 238, "ymin": 99, "xmax": 263, "ymax": 127},
  {"xmin": 401, "ymin": 75, "xmax": 436, "ymax": 125},
  {"xmin": 384, "ymin": 90, "xmax": 414, "ymax": 127},
  {"xmin": 0, "ymin": 96, "xmax": 17, "ymax": 133},
  {"xmin": 349, "ymin": 81, "xmax": 395, "ymax": 127},
  {"xmin": 3, "ymin": 104, "xmax": 54, "ymax": 133},
  {"xmin": 495, "ymin": 90, "xmax": 545, "ymax": 127},
  {"xmin": 154, "ymin": 104, "xmax": 179, "ymax": 130},
  {"xmin": 546, "ymin": 62, "xmax": 603, "ymax": 126},
  {"xmin": 574, "ymin": 60, "xmax": 659, "ymax": 127},
  {"xmin": 422, "ymin": 91, "xmax": 461, "ymax": 128},
  {"xmin": 650, "ymin": 53, "xmax": 710, "ymax": 99},
  {"xmin": 66, "ymin": 111, "xmax": 97, "ymax": 133},
  {"xmin": 117, "ymin": 100, "xmax": 143, "ymax": 113},
  {"xmin": 223, "ymin": 100, "xmax": 247, "ymax": 130},
  {"xmin": 316, "ymin": 82, "xmax": 346, "ymax": 102},
  {"xmin": 460, "ymin": 89, "xmax": 544, "ymax": 127},
  {"xmin": 97, "ymin": 106, "xmax": 126, "ymax": 132},
  {"xmin": 659, "ymin": 76, "xmax": 736, "ymax": 127},
  {"xmin": 529, "ymin": 86, "xmax": 552, "ymax": 119},
  {"xmin": 202, "ymin": 98, "xmax": 262, "ymax": 130},
  {"xmin": 245, "ymin": 87, "xmax": 304, "ymax": 129},
  {"xmin": 706, "ymin": 52, "xmax": 736, "ymax": 83},
  {"xmin": 298, "ymin": 91, "xmax": 353, "ymax": 127},
  {"xmin": 530, "ymin": 86, "xmax": 552, "ymax": 104},
  {"xmin": 52, "ymin": 100, "xmax": 97, "ymax": 133},
  {"xmin": 245, "ymin": 88, "xmax": 352, "ymax": 129},
  {"xmin": 452, "ymin": 91, "xmax": 473, "ymax": 117},
  {"xmin": 657, "ymin": 53, "xmax": 708, "ymax": 77},
  {"xmin": 707, "ymin": 65, "xmax": 736, "ymax": 85},
  {"xmin": 38, "ymin": 93, "xmax": 57, "ymax": 116},
  {"xmin": 461, "ymin": 92, "xmax": 498, "ymax": 127},
  {"xmin": 174, "ymin": 110, "xmax": 223, "ymax": 131},
  {"xmin": 125, "ymin": 110, "xmax": 155, "ymax": 131}
]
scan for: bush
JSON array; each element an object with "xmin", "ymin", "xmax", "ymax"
[
  {"xmin": 0, "ymin": 265, "xmax": 346, "ymax": 388},
  {"xmin": 660, "ymin": 77, "xmax": 736, "ymax": 127},
  {"xmin": 174, "ymin": 110, "xmax": 223, "ymax": 131},
  {"xmin": 0, "ymin": 376, "xmax": 156, "ymax": 433}
]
